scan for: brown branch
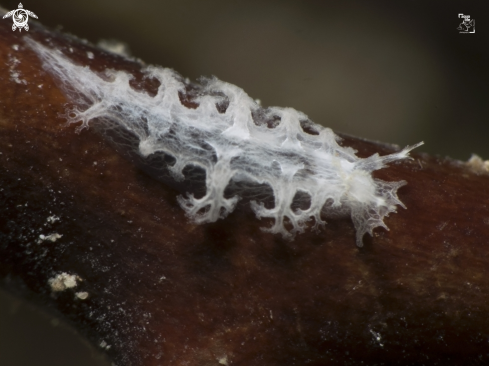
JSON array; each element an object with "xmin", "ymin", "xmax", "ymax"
[{"xmin": 2, "ymin": 18, "xmax": 489, "ymax": 366}]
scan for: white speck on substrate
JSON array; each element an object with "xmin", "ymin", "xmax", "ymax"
[
  {"xmin": 27, "ymin": 38, "xmax": 423, "ymax": 247},
  {"xmin": 46, "ymin": 215, "xmax": 60, "ymax": 224},
  {"xmin": 12, "ymin": 44, "xmax": 19, "ymax": 51},
  {"xmin": 99, "ymin": 340, "xmax": 111, "ymax": 349},
  {"xmin": 75, "ymin": 291, "xmax": 89, "ymax": 300},
  {"xmin": 38, "ymin": 233, "xmax": 62, "ymax": 243},
  {"xmin": 87, "ymin": 51, "xmax": 94, "ymax": 59},
  {"xmin": 48, "ymin": 273, "xmax": 80, "ymax": 292},
  {"xmin": 369, "ymin": 329, "xmax": 384, "ymax": 347},
  {"xmin": 218, "ymin": 356, "xmax": 229, "ymax": 365},
  {"xmin": 467, "ymin": 154, "xmax": 489, "ymax": 173},
  {"xmin": 8, "ymin": 55, "xmax": 27, "ymax": 85},
  {"xmin": 97, "ymin": 39, "xmax": 131, "ymax": 58}
]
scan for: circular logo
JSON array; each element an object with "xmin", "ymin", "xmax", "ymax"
[{"xmin": 12, "ymin": 8, "xmax": 29, "ymax": 29}]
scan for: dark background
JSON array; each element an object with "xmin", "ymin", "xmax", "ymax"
[{"xmin": 0, "ymin": 1, "xmax": 488, "ymax": 365}]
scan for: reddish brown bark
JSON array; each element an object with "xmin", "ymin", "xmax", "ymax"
[{"xmin": 2, "ymin": 17, "xmax": 489, "ymax": 366}]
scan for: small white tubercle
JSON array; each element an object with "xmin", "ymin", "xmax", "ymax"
[{"xmin": 27, "ymin": 38, "xmax": 423, "ymax": 247}]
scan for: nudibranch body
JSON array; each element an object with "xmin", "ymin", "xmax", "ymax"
[{"xmin": 27, "ymin": 39, "xmax": 422, "ymax": 247}]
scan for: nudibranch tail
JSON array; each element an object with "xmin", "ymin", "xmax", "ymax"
[{"xmin": 26, "ymin": 38, "xmax": 423, "ymax": 247}]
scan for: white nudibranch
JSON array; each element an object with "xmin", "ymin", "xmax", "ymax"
[{"xmin": 27, "ymin": 39, "xmax": 423, "ymax": 247}]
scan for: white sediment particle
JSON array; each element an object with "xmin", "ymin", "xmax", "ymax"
[
  {"xmin": 12, "ymin": 44, "xmax": 19, "ymax": 51},
  {"xmin": 97, "ymin": 39, "xmax": 131, "ymax": 58},
  {"xmin": 27, "ymin": 38, "xmax": 423, "ymax": 247},
  {"xmin": 48, "ymin": 273, "xmax": 80, "ymax": 292},
  {"xmin": 467, "ymin": 154, "xmax": 489, "ymax": 173},
  {"xmin": 38, "ymin": 233, "xmax": 62, "ymax": 243},
  {"xmin": 8, "ymin": 55, "xmax": 27, "ymax": 85},
  {"xmin": 369, "ymin": 329, "xmax": 384, "ymax": 347},
  {"xmin": 218, "ymin": 356, "xmax": 229, "ymax": 365},
  {"xmin": 86, "ymin": 51, "xmax": 94, "ymax": 59},
  {"xmin": 46, "ymin": 215, "xmax": 60, "ymax": 224},
  {"xmin": 75, "ymin": 291, "xmax": 89, "ymax": 300}
]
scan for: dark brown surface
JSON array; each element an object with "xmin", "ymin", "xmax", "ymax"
[{"xmin": 2, "ymin": 17, "xmax": 489, "ymax": 366}]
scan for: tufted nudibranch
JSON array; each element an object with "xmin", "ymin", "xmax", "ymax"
[{"xmin": 27, "ymin": 38, "xmax": 422, "ymax": 247}]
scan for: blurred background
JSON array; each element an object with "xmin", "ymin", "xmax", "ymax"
[{"xmin": 0, "ymin": 0, "xmax": 488, "ymax": 365}]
